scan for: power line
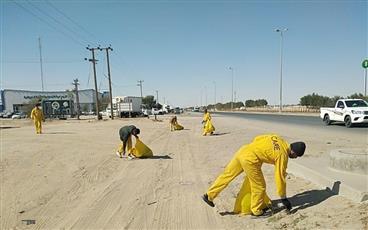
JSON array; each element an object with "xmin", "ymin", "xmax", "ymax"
[
  {"xmin": 12, "ymin": 1, "xmax": 85, "ymax": 47},
  {"xmin": 45, "ymin": 0, "xmax": 99, "ymax": 43},
  {"xmin": 25, "ymin": 0, "xmax": 92, "ymax": 45}
]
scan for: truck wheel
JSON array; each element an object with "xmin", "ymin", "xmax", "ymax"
[
  {"xmin": 323, "ymin": 114, "xmax": 331, "ymax": 125},
  {"xmin": 344, "ymin": 116, "xmax": 353, "ymax": 128}
]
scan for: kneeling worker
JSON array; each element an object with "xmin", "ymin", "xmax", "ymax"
[
  {"xmin": 202, "ymin": 134, "xmax": 306, "ymax": 217},
  {"xmin": 170, "ymin": 116, "xmax": 184, "ymax": 131},
  {"xmin": 116, "ymin": 125, "xmax": 140, "ymax": 159}
]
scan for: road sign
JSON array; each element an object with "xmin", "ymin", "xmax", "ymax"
[{"xmin": 362, "ymin": 59, "xmax": 368, "ymax": 68}]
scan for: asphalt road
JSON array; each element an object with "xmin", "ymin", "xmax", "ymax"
[{"xmin": 212, "ymin": 111, "xmax": 368, "ymax": 135}]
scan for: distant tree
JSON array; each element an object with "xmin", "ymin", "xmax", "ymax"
[
  {"xmin": 300, "ymin": 93, "xmax": 332, "ymax": 108},
  {"xmin": 142, "ymin": 95, "xmax": 156, "ymax": 109},
  {"xmin": 348, "ymin": 93, "xmax": 368, "ymax": 101}
]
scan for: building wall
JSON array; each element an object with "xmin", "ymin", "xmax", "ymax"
[{"xmin": 1, "ymin": 89, "xmax": 100, "ymax": 112}]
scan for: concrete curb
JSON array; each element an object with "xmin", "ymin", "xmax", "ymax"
[{"xmin": 288, "ymin": 161, "xmax": 368, "ymax": 202}]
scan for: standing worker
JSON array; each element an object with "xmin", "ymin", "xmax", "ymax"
[
  {"xmin": 202, "ymin": 134, "xmax": 306, "ymax": 218},
  {"xmin": 30, "ymin": 103, "xmax": 45, "ymax": 134},
  {"xmin": 202, "ymin": 109, "xmax": 215, "ymax": 136},
  {"xmin": 116, "ymin": 125, "xmax": 140, "ymax": 159}
]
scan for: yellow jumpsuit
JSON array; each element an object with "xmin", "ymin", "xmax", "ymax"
[
  {"xmin": 202, "ymin": 112, "xmax": 215, "ymax": 135},
  {"xmin": 206, "ymin": 134, "xmax": 290, "ymax": 216},
  {"xmin": 170, "ymin": 120, "xmax": 184, "ymax": 131},
  {"xmin": 30, "ymin": 107, "xmax": 44, "ymax": 134}
]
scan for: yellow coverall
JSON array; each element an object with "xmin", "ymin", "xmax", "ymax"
[
  {"xmin": 202, "ymin": 112, "xmax": 215, "ymax": 135},
  {"xmin": 206, "ymin": 134, "xmax": 290, "ymax": 216},
  {"xmin": 30, "ymin": 107, "xmax": 44, "ymax": 134},
  {"xmin": 170, "ymin": 118, "xmax": 184, "ymax": 131}
]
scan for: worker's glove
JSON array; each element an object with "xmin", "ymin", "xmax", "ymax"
[{"xmin": 281, "ymin": 198, "xmax": 292, "ymax": 210}]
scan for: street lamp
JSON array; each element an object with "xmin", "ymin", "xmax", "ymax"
[
  {"xmin": 228, "ymin": 67, "xmax": 234, "ymax": 111},
  {"xmin": 213, "ymin": 81, "xmax": 216, "ymax": 111},
  {"xmin": 275, "ymin": 28, "xmax": 288, "ymax": 112}
]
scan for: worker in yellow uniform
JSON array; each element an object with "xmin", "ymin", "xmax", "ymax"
[
  {"xmin": 170, "ymin": 116, "xmax": 184, "ymax": 131},
  {"xmin": 202, "ymin": 109, "xmax": 215, "ymax": 136},
  {"xmin": 30, "ymin": 103, "xmax": 45, "ymax": 134},
  {"xmin": 202, "ymin": 134, "xmax": 306, "ymax": 218}
]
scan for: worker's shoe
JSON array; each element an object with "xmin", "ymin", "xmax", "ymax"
[
  {"xmin": 116, "ymin": 151, "xmax": 122, "ymax": 158},
  {"xmin": 202, "ymin": 194, "xmax": 215, "ymax": 207},
  {"xmin": 250, "ymin": 210, "xmax": 272, "ymax": 219},
  {"xmin": 127, "ymin": 154, "xmax": 135, "ymax": 160}
]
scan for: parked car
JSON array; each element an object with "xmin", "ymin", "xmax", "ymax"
[
  {"xmin": 174, "ymin": 107, "xmax": 181, "ymax": 114},
  {"xmin": 320, "ymin": 99, "xmax": 368, "ymax": 128},
  {"xmin": 0, "ymin": 112, "xmax": 4, "ymax": 118},
  {"xmin": 3, "ymin": 112, "xmax": 14, "ymax": 118},
  {"xmin": 12, "ymin": 112, "xmax": 27, "ymax": 119}
]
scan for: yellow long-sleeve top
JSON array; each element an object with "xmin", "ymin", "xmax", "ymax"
[
  {"xmin": 31, "ymin": 107, "xmax": 44, "ymax": 121},
  {"xmin": 244, "ymin": 134, "xmax": 290, "ymax": 197},
  {"xmin": 203, "ymin": 112, "xmax": 211, "ymax": 122}
]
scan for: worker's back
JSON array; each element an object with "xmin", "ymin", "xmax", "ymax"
[{"xmin": 239, "ymin": 134, "xmax": 290, "ymax": 165}]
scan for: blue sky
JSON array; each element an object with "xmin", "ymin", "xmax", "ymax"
[{"xmin": 1, "ymin": 0, "xmax": 367, "ymax": 107}]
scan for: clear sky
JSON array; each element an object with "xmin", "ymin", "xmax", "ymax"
[{"xmin": 1, "ymin": 0, "xmax": 367, "ymax": 107}]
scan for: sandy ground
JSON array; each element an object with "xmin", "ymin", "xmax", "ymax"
[{"xmin": 1, "ymin": 113, "xmax": 367, "ymax": 229}]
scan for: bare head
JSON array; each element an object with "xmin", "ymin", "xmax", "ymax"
[{"xmin": 204, "ymin": 109, "xmax": 208, "ymax": 113}]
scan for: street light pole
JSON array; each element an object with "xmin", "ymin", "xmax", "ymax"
[
  {"xmin": 229, "ymin": 67, "xmax": 234, "ymax": 111},
  {"xmin": 275, "ymin": 28, "xmax": 288, "ymax": 113},
  {"xmin": 213, "ymin": 81, "xmax": 216, "ymax": 111}
]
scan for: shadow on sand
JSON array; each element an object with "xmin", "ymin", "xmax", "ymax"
[
  {"xmin": 211, "ymin": 132, "xmax": 230, "ymax": 136},
  {"xmin": 273, "ymin": 181, "xmax": 340, "ymax": 214},
  {"xmin": 219, "ymin": 181, "xmax": 340, "ymax": 216},
  {"xmin": 44, "ymin": 132, "xmax": 75, "ymax": 135},
  {"xmin": 140, "ymin": 155, "xmax": 172, "ymax": 160}
]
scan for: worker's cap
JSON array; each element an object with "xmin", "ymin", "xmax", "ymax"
[{"xmin": 290, "ymin": 142, "xmax": 306, "ymax": 156}]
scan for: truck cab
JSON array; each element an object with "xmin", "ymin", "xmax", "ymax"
[{"xmin": 320, "ymin": 99, "xmax": 368, "ymax": 127}]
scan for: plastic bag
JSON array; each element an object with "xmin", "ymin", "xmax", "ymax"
[
  {"xmin": 131, "ymin": 138, "xmax": 153, "ymax": 158},
  {"xmin": 174, "ymin": 123, "xmax": 184, "ymax": 130},
  {"xmin": 203, "ymin": 120, "xmax": 215, "ymax": 134},
  {"xmin": 233, "ymin": 176, "xmax": 272, "ymax": 215}
]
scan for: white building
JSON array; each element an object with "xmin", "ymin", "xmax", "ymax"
[{"xmin": 0, "ymin": 89, "xmax": 101, "ymax": 113}]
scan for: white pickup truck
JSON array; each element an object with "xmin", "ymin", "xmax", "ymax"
[{"xmin": 320, "ymin": 99, "xmax": 368, "ymax": 127}]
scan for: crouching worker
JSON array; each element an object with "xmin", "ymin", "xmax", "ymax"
[
  {"xmin": 202, "ymin": 134, "xmax": 306, "ymax": 218},
  {"xmin": 202, "ymin": 109, "xmax": 215, "ymax": 136},
  {"xmin": 170, "ymin": 116, "xmax": 184, "ymax": 131},
  {"xmin": 116, "ymin": 125, "xmax": 140, "ymax": 159}
]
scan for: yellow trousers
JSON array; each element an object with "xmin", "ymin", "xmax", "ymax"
[
  {"xmin": 206, "ymin": 152, "xmax": 269, "ymax": 216},
  {"xmin": 34, "ymin": 120, "xmax": 42, "ymax": 134},
  {"xmin": 117, "ymin": 136, "xmax": 132, "ymax": 154}
]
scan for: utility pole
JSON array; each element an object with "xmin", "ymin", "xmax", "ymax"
[
  {"xmin": 155, "ymin": 90, "xmax": 159, "ymax": 104},
  {"xmin": 137, "ymin": 80, "xmax": 144, "ymax": 98},
  {"xmin": 100, "ymin": 46, "xmax": 114, "ymax": 119},
  {"xmin": 275, "ymin": 28, "xmax": 288, "ymax": 112},
  {"xmin": 38, "ymin": 37, "xmax": 45, "ymax": 91},
  {"xmin": 213, "ymin": 81, "xmax": 216, "ymax": 111},
  {"xmin": 72, "ymin": 78, "xmax": 81, "ymax": 120},
  {"xmin": 86, "ymin": 46, "xmax": 101, "ymax": 120},
  {"xmin": 229, "ymin": 67, "xmax": 234, "ymax": 111}
]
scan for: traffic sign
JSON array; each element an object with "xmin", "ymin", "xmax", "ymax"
[{"xmin": 362, "ymin": 59, "xmax": 368, "ymax": 68}]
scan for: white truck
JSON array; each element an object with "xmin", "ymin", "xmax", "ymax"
[
  {"xmin": 107, "ymin": 96, "xmax": 143, "ymax": 118},
  {"xmin": 320, "ymin": 99, "xmax": 368, "ymax": 127}
]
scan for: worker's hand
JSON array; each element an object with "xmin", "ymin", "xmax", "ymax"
[{"xmin": 281, "ymin": 198, "xmax": 292, "ymax": 210}]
